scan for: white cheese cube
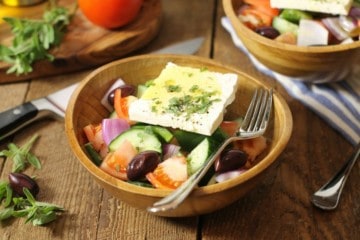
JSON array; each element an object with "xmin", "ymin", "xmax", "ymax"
[
  {"xmin": 297, "ymin": 19, "xmax": 329, "ymax": 46},
  {"xmin": 128, "ymin": 62, "xmax": 239, "ymax": 136},
  {"xmin": 270, "ymin": 0, "xmax": 353, "ymax": 15}
]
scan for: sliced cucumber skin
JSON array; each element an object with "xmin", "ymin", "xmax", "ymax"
[
  {"xmin": 279, "ymin": 9, "xmax": 312, "ymax": 24},
  {"xmin": 84, "ymin": 142, "xmax": 102, "ymax": 166},
  {"xmin": 272, "ymin": 16, "xmax": 299, "ymax": 35},
  {"xmin": 173, "ymin": 128, "xmax": 227, "ymax": 152},
  {"xmin": 187, "ymin": 138, "xmax": 218, "ymax": 176},
  {"xmin": 132, "ymin": 124, "xmax": 173, "ymax": 143},
  {"xmin": 136, "ymin": 84, "xmax": 148, "ymax": 98},
  {"xmin": 109, "ymin": 128, "xmax": 162, "ymax": 153}
]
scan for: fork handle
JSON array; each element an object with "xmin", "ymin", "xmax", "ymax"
[{"xmin": 147, "ymin": 137, "xmax": 235, "ymax": 213}]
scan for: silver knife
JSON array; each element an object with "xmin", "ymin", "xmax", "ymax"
[{"xmin": 0, "ymin": 37, "xmax": 204, "ymax": 140}]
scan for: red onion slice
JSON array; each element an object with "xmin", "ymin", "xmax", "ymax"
[
  {"xmin": 102, "ymin": 118, "xmax": 130, "ymax": 145},
  {"xmin": 215, "ymin": 168, "xmax": 248, "ymax": 183},
  {"xmin": 322, "ymin": 17, "xmax": 349, "ymax": 41}
]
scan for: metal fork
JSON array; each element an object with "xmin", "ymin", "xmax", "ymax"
[
  {"xmin": 311, "ymin": 142, "xmax": 360, "ymax": 210},
  {"xmin": 147, "ymin": 88, "xmax": 273, "ymax": 213}
]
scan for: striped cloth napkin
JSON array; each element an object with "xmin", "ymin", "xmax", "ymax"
[{"xmin": 221, "ymin": 17, "xmax": 360, "ymax": 146}]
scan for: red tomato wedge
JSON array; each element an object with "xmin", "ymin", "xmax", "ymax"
[
  {"xmin": 100, "ymin": 140, "xmax": 138, "ymax": 180},
  {"xmin": 114, "ymin": 89, "xmax": 137, "ymax": 124},
  {"xmin": 240, "ymin": 6, "xmax": 273, "ymax": 27},
  {"xmin": 146, "ymin": 156, "xmax": 188, "ymax": 190},
  {"xmin": 83, "ymin": 124, "xmax": 108, "ymax": 157},
  {"xmin": 234, "ymin": 136, "xmax": 267, "ymax": 163},
  {"xmin": 243, "ymin": 0, "xmax": 280, "ymax": 17},
  {"xmin": 220, "ymin": 121, "xmax": 241, "ymax": 137}
]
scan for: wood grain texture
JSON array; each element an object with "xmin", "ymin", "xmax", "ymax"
[
  {"xmin": 0, "ymin": 0, "xmax": 162, "ymax": 83},
  {"xmin": 0, "ymin": 0, "xmax": 358, "ymax": 239}
]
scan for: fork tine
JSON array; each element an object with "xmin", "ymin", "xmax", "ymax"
[
  {"xmin": 249, "ymin": 88, "xmax": 266, "ymax": 131},
  {"xmin": 241, "ymin": 88, "xmax": 273, "ymax": 133},
  {"xmin": 260, "ymin": 88, "xmax": 273, "ymax": 131},
  {"xmin": 241, "ymin": 88, "xmax": 259, "ymax": 130}
]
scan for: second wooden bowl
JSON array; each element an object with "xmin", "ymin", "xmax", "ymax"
[
  {"xmin": 223, "ymin": 0, "xmax": 360, "ymax": 78},
  {"xmin": 65, "ymin": 54, "xmax": 293, "ymax": 217}
]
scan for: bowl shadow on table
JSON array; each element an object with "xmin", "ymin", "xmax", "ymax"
[{"xmin": 65, "ymin": 54, "xmax": 293, "ymax": 217}]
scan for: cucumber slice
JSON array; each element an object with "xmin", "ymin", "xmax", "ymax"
[
  {"xmin": 187, "ymin": 138, "xmax": 217, "ymax": 176},
  {"xmin": 272, "ymin": 16, "xmax": 299, "ymax": 36},
  {"xmin": 132, "ymin": 124, "xmax": 173, "ymax": 143},
  {"xmin": 174, "ymin": 128, "xmax": 227, "ymax": 152},
  {"xmin": 109, "ymin": 128, "xmax": 162, "ymax": 153},
  {"xmin": 136, "ymin": 84, "xmax": 148, "ymax": 98},
  {"xmin": 84, "ymin": 142, "xmax": 102, "ymax": 166},
  {"xmin": 109, "ymin": 111, "xmax": 117, "ymax": 119},
  {"xmin": 279, "ymin": 9, "xmax": 312, "ymax": 24}
]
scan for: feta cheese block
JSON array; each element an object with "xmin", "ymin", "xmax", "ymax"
[
  {"xmin": 128, "ymin": 62, "xmax": 239, "ymax": 136},
  {"xmin": 270, "ymin": 0, "xmax": 353, "ymax": 15}
]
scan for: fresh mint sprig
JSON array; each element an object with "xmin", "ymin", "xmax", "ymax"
[
  {"xmin": 0, "ymin": 188, "xmax": 64, "ymax": 226},
  {"xmin": 0, "ymin": 134, "xmax": 41, "ymax": 172},
  {"xmin": 0, "ymin": 4, "xmax": 71, "ymax": 75}
]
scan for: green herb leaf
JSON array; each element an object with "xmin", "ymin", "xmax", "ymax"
[
  {"xmin": 0, "ymin": 134, "xmax": 41, "ymax": 172},
  {"xmin": 0, "ymin": 4, "xmax": 71, "ymax": 75},
  {"xmin": 3, "ymin": 188, "xmax": 65, "ymax": 226},
  {"xmin": 0, "ymin": 206, "xmax": 14, "ymax": 221}
]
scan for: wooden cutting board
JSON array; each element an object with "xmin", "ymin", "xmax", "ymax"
[{"xmin": 0, "ymin": 0, "xmax": 162, "ymax": 83}]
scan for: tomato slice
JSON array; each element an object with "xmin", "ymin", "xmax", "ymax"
[
  {"xmin": 234, "ymin": 136, "xmax": 267, "ymax": 164},
  {"xmin": 114, "ymin": 88, "xmax": 137, "ymax": 124},
  {"xmin": 220, "ymin": 121, "xmax": 240, "ymax": 137},
  {"xmin": 100, "ymin": 140, "xmax": 138, "ymax": 180},
  {"xmin": 83, "ymin": 123, "xmax": 108, "ymax": 157},
  {"xmin": 244, "ymin": 0, "xmax": 280, "ymax": 17},
  {"xmin": 146, "ymin": 156, "xmax": 188, "ymax": 190}
]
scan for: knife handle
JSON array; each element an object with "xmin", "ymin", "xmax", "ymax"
[{"xmin": 0, "ymin": 102, "xmax": 39, "ymax": 141}]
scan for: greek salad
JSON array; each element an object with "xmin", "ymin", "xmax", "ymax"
[
  {"xmin": 82, "ymin": 66, "xmax": 267, "ymax": 190},
  {"xmin": 238, "ymin": 0, "xmax": 360, "ymax": 46}
]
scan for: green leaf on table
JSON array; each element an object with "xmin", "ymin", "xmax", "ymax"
[
  {"xmin": 0, "ymin": 134, "xmax": 41, "ymax": 172},
  {"xmin": 0, "ymin": 4, "xmax": 71, "ymax": 75}
]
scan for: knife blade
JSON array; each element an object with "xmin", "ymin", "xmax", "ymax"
[{"xmin": 0, "ymin": 37, "xmax": 204, "ymax": 140}]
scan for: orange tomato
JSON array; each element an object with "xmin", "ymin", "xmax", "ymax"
[
  {"xmin": 100, "ymin": 139, "xmax": 138, "ymax": 180},
  {"xmin": 78, "ymin": 0, "xmax": 144, "ymax": 29},
  {"xmin": 83, "ymin": 123, "xmax": 108, "ymax": 157},
  {"xmin": 146, "ymin": 156, "xmax": 188, "ymax": 190},
  {"xmin": 114, "ymin": 88, "xmax": 137, "ymax": 124}
]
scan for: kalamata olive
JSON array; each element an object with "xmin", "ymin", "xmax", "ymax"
[
  {"xmin": 107, "ymin": 84, "xmax": 136, "ymax": 105},
  {"xmin": 215, "ymin": 149, "xmax": 248, "ymax": 173},
  {"xmin": 8, "ymin": 172, "xmax": 40, "ymax": 197},
  {"xmin": 255, "ymin": 26, "xmax": 280, "ymax": 39},
  {"xmin": 127, "ymin": 151, "xmax": 161, "ymax": 181}
]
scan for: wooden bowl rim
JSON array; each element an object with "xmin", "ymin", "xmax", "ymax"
[
  {"xmin": 65, "ymin": 54, "xmax": 293, "ymax": 198},
  {"xmin": 223, "ymin": 0, "xmax": 360, "ymax": 53}
]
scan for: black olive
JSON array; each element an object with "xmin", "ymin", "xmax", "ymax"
[
  {"xmin": 255, "ymin": 26, "xmax": 280, "ymax": 39},
  {"xmin": 8, "ymin": 172, "xmax": 40, "ymax": 197},
  {"xmin": 127, "ymin": 151, "xmax": 161, "ymax": 181},
  {"xmin": 215, "ymin": 149, "xmax": 248, "ymax": 173}
]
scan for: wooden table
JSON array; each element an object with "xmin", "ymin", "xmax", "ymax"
[{"xmin": 0, "ymin": 1, "xmax": 359, "ymax": 239}]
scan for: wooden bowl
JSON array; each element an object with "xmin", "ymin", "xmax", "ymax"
[
  {"xmin": 65, "ymin": 54, "xmax": 293, "ymax": 217},
  {"xmin": 223, "ymin": 0, "xmax": 360, "ymax": 78}
]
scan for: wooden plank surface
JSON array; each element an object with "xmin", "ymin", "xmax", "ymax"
[{"xmin": 0, "ymin": 0, "xmax": 359, "ymax": 239}]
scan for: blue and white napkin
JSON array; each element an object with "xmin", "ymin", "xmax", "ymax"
[{"xmin": 221, "ymin": 17, "xmax": 360, "ymax": 146}]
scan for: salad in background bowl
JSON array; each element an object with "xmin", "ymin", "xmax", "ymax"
[
  {"xmin": 223, "ymin": 0, "xmax": 360, "ymax": 78},
  {"xmin": 65, "ymin": 54, "xmax": 292, "ymax": 217}
]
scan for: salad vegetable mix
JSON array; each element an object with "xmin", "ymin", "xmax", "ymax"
[
  {"xmin": 238, "ymin": 0, "xmax": 360, "ymax": 46},
  {"xmin": 82, "ymin": 79, "xmax": 268, "ymax": 190}
]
